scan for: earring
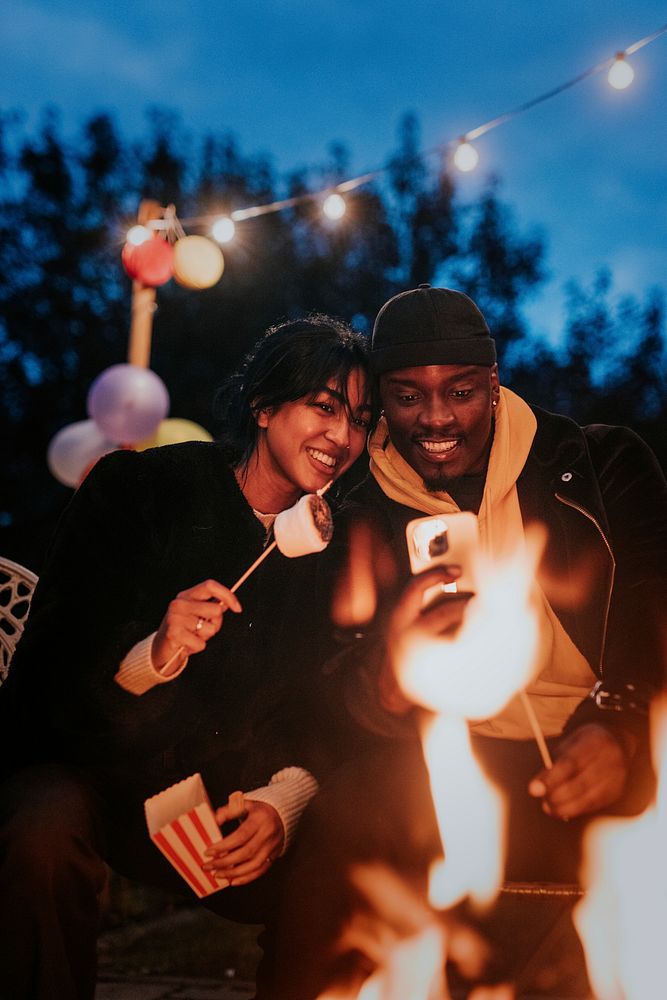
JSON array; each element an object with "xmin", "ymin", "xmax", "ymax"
[{"xmin": 492, "ymin": 399, "xmax": 498, "ymax": 409}]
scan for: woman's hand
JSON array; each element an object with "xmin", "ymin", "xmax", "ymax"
[
  {"xmin": 202, "ymin": 801, "xmax": 285, "ymax": 886},
  {"xmin": 152, "ymin": 578, "xmax": 242, "ymax": 669}
]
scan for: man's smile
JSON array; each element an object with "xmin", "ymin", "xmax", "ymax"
[{"xmin": 416, "ymin": 438, "xmax": 462, "ymax": 457}]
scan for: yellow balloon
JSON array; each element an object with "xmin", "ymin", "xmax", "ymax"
[
  {"xmin": 135, "ymin": 418, "xmax": 214, "ymax": 451},
  {"xmin": 173, "ymin": 236, "xmax": 224, "ymax": 289}
]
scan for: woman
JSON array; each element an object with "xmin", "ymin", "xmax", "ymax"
[{"xmin": 0, "ymin": 314, "xmax": 371, "ymax": 1000}]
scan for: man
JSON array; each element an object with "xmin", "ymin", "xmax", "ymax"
[{"xmin": 271, "ymin": 285, "xmax": 667, "ymax": 999}]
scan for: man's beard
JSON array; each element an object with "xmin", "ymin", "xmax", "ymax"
[{"xmin": 423, "ymin": 472, "xmax": 457, "ymax": 494}]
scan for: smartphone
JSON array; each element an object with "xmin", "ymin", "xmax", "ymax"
[{"xmin": 405, "ymin": 512, "xmax": 480, "ymax": 607}]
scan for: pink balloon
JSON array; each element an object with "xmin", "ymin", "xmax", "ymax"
[
  {"xmin": 47, "ymin": 420, "xmax": 117, "ymax": 488},
  {"xmin": 87, "ymin": 364, "xmax": 170, "ymax": 444}
]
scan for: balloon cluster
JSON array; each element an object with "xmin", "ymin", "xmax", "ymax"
[
  {"xmin": 47, "ymin": 365, "xmax": 212, "ymax": 488},
  {"xmin": 121, "ymin": 232, "xmax": 224, "ymax": 289},
  {"xmin": 47, "ymin": 215, "xmax": 221, "ymax": 488}
]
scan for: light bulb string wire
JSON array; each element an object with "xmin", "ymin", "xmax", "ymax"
[
  {"xmin": 462, "ymin": 22, "xmax": 666, "ymax": 143},
  {"xmin": 141, "ymin": 23, "xmax": 666, "ymax": 235}
]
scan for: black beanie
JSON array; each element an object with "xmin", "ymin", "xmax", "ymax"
[{"xmin": 371, "ymin": 285, "xmax": 496, "ymax": 375}]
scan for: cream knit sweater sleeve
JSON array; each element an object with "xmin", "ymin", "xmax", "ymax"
[
  {"xmin": 114, "ymin": 633, "xmax": 188, "ymax": 694},
  {"xmin": 246, "ymin": 767, "xmax": 319, "ymax": 853}
]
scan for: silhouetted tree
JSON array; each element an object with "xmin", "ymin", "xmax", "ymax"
[
  {"xmin": 445, "ymin": 177, "xmax": 546, "ymax": 368},
  {"xmin": 0, "ymin": 110, "xmax": 663, "ymax": 570},
  {"xmin": 387, "ymin": 113, "xmax": 458, "ymax": 288}
]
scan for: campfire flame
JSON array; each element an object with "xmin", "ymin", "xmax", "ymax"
[
  {"xmin": 421, "ymin": 713, "xmax": 504, "ymax": 910},
  {"xmin": 398, "ymin": 543, "xmax": 542, "ymax": 909},
  {"xmin": 318, "ymin": 863, "xmax": 448, "ymax": 1000},
  {"xmin": 355, "ymin": 925, "xmax": 445, "ymax": 1000},
  {"xmin": 332, "ymin": 520, "xmax": 398, "ymax": 628},
  {"xmin": 397, "ymin": 544, "xmax": 540, "ymax": 720},
  {"xmin": 317, "ymin": 862, "xmax": 513, "ymax": 1000},
  {"xmin": 319, "ymin": 535, "xmax": 544, "ymax": 998},
  {"xmin": 574, "ymin": 696, "xmax": 667, "ymax": 1000}
]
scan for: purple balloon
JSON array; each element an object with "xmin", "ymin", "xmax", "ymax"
[{"xmin": 87, "ymin": 364, "xmax": 170, "ymax": 444}]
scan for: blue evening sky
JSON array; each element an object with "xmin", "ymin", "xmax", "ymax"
[{"xmin": 3, "ymin": 0, "xmax": 666, "ymax": 346}]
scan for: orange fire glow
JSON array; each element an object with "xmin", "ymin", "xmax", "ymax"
[
  {"xmin": 421, "ymin": 713, "xmax": 505, "ymax": 910},
  {"xmin": 397, "ymin": 544, "xmax": 540, "ymax": 719},
  {"xmin": 331, "ymin": 520, "xmax": 379, "ymax": 627},
  {"xmin": 317, "ymin": 863, "xmax": 447, "ymax": 999},
  {"xmin": 398, "ymin": 543, "xmax": 542, "ymax": 909},
  {"xmin": 318, "ymin": 537, "xmax": 545, "ymax": 998},
  {"xmin": 574, "ymin": 696, "xmax": 667, "ymax": 1000},
  {"xmin": 317, "ymin": 862, "xmax": 514, "ymax": 1000}
]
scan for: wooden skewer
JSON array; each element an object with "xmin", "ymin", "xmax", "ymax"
[
  {"xmin": 519, "ymin": 689, "xmax": 553, "ymax": 769},
  {"xmin": 230, "ymin": 540, "xmax": 277, "ymax": 593},
  {"xmin": 230, "ymin": 484, "xmax": 332, "ymax": 592},
  {"xmin": 163, "ymin": 542, "xmax": 278, "ymax": 669},
  {"xmin": 165, "ymin": 488, "xmax": 334, "ymax": 665}
]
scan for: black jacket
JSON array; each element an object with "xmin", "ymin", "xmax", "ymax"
[
  {"xmin": 0, "ymin": 442, "xmax": 334, "ymax": 802},
  {"xmin": 327, "ymin": 406, "xmax": 667, "ymax": 751}
]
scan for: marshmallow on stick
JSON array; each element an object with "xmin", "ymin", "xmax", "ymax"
[
  {"xmin": 163, "ymin": 490, "xmax": 335, "ymax": 671},
  {"xmin": 273, "ymin": 492, "xmax": 333, "ymax": 557},
  {"xmin": 145, "ymin": 773, "xmax": 227, "ymax": 897},
  {"xmin": 229, "ymin": 489, "xmax": 333, "ymax": 592}
]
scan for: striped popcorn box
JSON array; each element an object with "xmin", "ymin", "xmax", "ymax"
[{"xmin": 145, "ymin": 772, "xmax": 228, "ymax": 897}]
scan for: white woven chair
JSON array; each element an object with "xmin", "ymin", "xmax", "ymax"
[{"xmin": 0, "ymin": 556, "xmax": 38, "ymax": 683}]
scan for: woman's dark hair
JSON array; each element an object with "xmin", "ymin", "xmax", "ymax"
[{"xmin": 215, "ymin": 314, "xmax": 370, "ymax": 467}]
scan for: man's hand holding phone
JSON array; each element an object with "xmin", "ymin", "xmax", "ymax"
[
  {"xmin": 378, "ymin": 513, "xmax": 480, "ymax": 714},
  {"xmin": 405, "ymin": 512, "xmax": 480, "ymax": 601},
  {"xmin": 380, "ymin": 566, "xmax": 474, "ymax": 714}
]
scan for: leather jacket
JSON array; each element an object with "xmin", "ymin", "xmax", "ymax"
[{"xmin": 330, "ymin": 405, "xmax": 667, "ymax": 750}]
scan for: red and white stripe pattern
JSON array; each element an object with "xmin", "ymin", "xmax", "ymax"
[{"xmin": 145, "ymin": 774, "xmax": 228, "ymax": 898}]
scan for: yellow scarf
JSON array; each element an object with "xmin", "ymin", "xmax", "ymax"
[
  {"xmin": 370, "ymin": 386, "xmax": 596, "ymax": 738},
  {"xmin": 370, "ymin": 386, "xmax": 534, "ymax": 557}
]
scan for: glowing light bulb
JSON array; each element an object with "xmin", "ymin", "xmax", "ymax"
[
  {"xmin": 126, "ymin": 225, "xmax": 152, "ymax": 246},
  {"xmin": 608, "ymin": 53, "xmax": 634, "ymax": 90},
  {"xmin": 323, "ymin": 193, "xmax": 346, "ymax": 220},
  {"xmin": 212, "ymin": 216, "xmax": 235, "ymax": 244},
  {"xmin": 454, "ymin": 140, "xmax": 479, "ymax": 173}
]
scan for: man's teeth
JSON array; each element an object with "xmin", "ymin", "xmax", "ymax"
[
  {"xmin": 308, "ymin": 448, "xmax": 337, "ymax": 468},
  {"xmin": 419, "ymin": 440, "xmax": 459, "ymax": 453}
]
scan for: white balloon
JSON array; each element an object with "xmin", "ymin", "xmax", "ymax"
[{"xmin": 47, "ymin": 420, "xmax": 117, "ymax": 488}]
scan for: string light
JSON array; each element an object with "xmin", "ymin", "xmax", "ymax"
[
  {"xmin": 211, "ymin": 216, "xmax": 236, "ymax": 243},
  {"xmin": 126, "ymin": 225, "xmax": 152, "ymax": 246},
  {"xmin": 608, "ymin": 52, "xmax": 635, "ymax": 89},
  {"xmin": 453, "ymin": 139, "xmax": 479, "ymax": 173},
  {"xmin": 322, "ymin": 193, "xmax": 347, "ymax": 220},
  {"xmin": 140, "ymin": 23, "xmax": 666, "ymax": 238}
]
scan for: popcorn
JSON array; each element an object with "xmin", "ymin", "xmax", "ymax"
[{"xmin": 145, "ymin": 773, "xmax": 227, "ymax": 897}]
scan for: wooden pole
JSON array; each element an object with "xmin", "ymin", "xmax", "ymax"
[{"xmin": 127, "ymin": 200, "xmax": 164, "ymax": 369}]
